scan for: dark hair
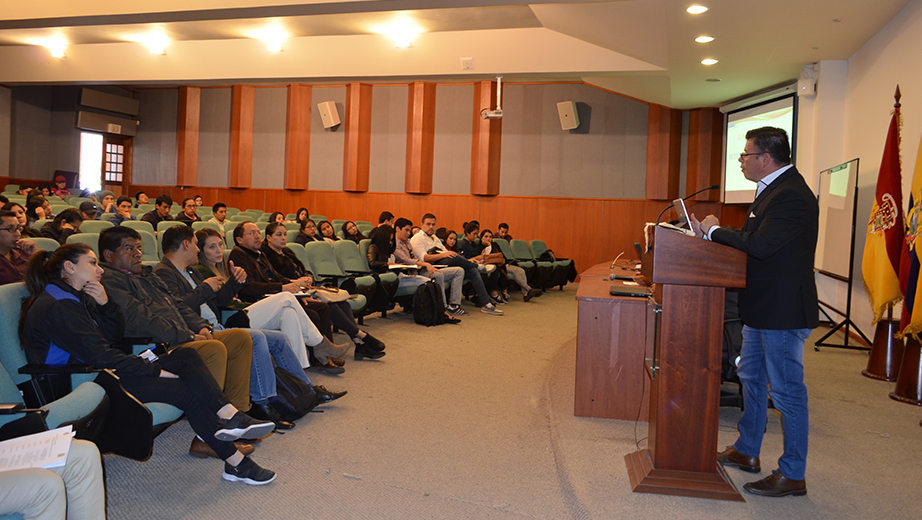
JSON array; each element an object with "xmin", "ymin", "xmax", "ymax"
[
  {"xmin": 0, "ymin": 210, "xmax": 15, "ymax": 220},
  {"xmin": 498, "ymin": 223, "xmax": 509, "ymax": 230},
  {"xmin": 435, "ymin": 227, "xmax": 448, "ymax": 241},
  {"xmin": 232, "ymin": 221, "xmax": 254, "ymax": 245},
  {"xmin": 479, "ymin": 229, "xmax": 493, "ymax": 240},
  {"xmin": 295, "ymin": 208, "xmax": 309, "ymax": 222},
  {"xmin": 444, "ymin": 230, "xmax": 458, "ymax": 251},
  {"xmin": 300, "ymin": 218, "xmax": 316, "ymax": 232},
  {"xmin": 212, "ymin": 203, "xmax": 226, "ymax": 212},
  {"xmin": 99, "ymin": 226, "xmax": 141, "ymax": 257},
  {"xmin": 116, "ymin": 196, "xmax": 132, "ymax": 207},
  {"xmin": 0, "ymin": 194, "xmax": 8, "ymax": 205},
  {"xmin": 181, "ymin": 197, "xmax": 195, "ymax": 208},
  {"xmin": 394, "ymin": 217, "xmax": 412, "ymax": 230},
  {"xmin": 2, "ymin": 202, "xmax": 24, "ymax": 214},
  {"xmin": 195, "ymin": 228, "xmax": 228, "ymax": 278},
  {"xmin": 421, "ymin": 213, "xmax": 436, "ymax": 223},
  {"xmin": 378, "ymin": 211, "xmax": 394, "ymax": 224},
  {"xmin": 161, "ymin": 224, "xmax": 195, "ymax": 254},
  {"xmin": 265, "ymin": 221, "xmax": 285, "ymax": 238},
  {"xmin": 463, "ymin": 222, "xmax": 479, "ymax": 235},
  {"xmin": 38, "ymin": 183, "xmax": 53, "ymax": 194},
  {"xmin": 318, "ymin": 221, "xmax": 336, "ymax": 238},
  {"xmin": 369, "ymin": 224, "xmax": 395, "ymax": 260},
  {"xmin": 135, "ymin": 191, "xmax": 147, "ymax": 199},
  {"xmin": 155, "ymin": 194, "xmax": 173, "ymax": 206},
  {"xmin": 745, "ymin": 127, "xmax": 791, "ymax": 165},
  {"xmin": 53, "ymin": 209, "xmax": 83, "ymax": 230},
  {"xmin": 341, "ymin": 221, "xmax": 365, "ymax": 240},
  {"xmin": 21, "ymin": 244, "xmax": 94, "ymax": 333},
  {"xmin": 194, "ymin": 195, "xmax": 203, "ymax": 202},
  {"xmin": 268, "ymin": 212, "xmax": 285, "ymax": 224},
  {"xmin": 25, "ymin": 197, "xmax": 46, "ymax": 222}
]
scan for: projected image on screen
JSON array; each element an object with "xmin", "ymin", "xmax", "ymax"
[{"xmin": 724, "ymin": 96, "xmax": 796, "ymax": 204}]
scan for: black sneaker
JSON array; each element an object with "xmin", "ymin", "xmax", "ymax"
[
  {"xmin": 223, "ymin": 456, "xmax": 277, "ymax": 486},
  {"xmin": 446, "ymin": 304, "xmax": 467, "ymax": 316},
  {"xmin": 215, "ymin": 412, "xmax": 276, "ymax": 441}
]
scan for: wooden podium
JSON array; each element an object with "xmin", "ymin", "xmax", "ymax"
[{"xmin": 625, "ymin": 226, "xmax": 748, "ymax": 501}]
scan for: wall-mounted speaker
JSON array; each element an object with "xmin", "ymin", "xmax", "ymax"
[
  {"xmin": 317, "ymin": 101, "xmax": 341, "ymax": 128},
  {"xmin": 557, "ymin": 100, "xmax": 580, "ymax": 130},
  {"xmin": 797, "ymin": 78, "xmax": 816, "ymax": 97}
]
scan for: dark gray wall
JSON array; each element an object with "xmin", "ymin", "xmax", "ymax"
[
  {"xmin": 252, "ymin": 87, "xmax": 287, "ymax": 189},
  {"xmin": 9, "ymin": 86, "xmax": 81, "ymax": 180},
  {"xmin": 500, "ymin": 83, "xmax": 648, "ymax": 198},
  {"xmin": 368, "ymin": 85, "xmax": 408, "ymax": 193},
  {"xmin": 198, "ymin": 88, "xmax": 232, "ymax": 187},
  {"xmin": 0, "ymin": 87, "xmax": 10, "ymax": 180},
  {"xmin": 309, "ymin": 86, "xmax": 346, "ymax": 191},
  {"xmin": 134, "ymin": 89, "xmax": 178, "ymax": 186},
  {"xmin": 433, "ymin": 85, "xmax": 474, "ymax": 195}
]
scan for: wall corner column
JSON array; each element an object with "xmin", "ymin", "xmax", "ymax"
[
  {"xmin": 687, "ymin": 107, "xmax": 723, "ymax": 201},
  {"xmin": 176, "ymin": 86, "xmax": 201, "ymax": 187},
  {"xmin": 229, "ymin": 84, "xmax": 255, "ymax": 188},
  {"xmin": 645, "ymin": 104, "xmax": 681, "ymax": 200},
  {"xmin": 405, "ymin": 82, "xmax": 437, "ymax": 194},
  {"xmin": 343, "ymin": 82, "xmax": 373, "ymax": 192},
  {"xmin": 285, "ymin": 84, "xmax": 312, "ymax": 190},
  {"xmin": 471, "ymin": 80, "xmax": 502, "ymax": 196}
]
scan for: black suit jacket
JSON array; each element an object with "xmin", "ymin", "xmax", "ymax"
[{"xmin": 711, "ymin": 166, "xmax": 819, "ymax": 330}]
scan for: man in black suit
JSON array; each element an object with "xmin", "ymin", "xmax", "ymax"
[{"xmin": 691, "ymin": 127, "xmax": 818, "ymax": 498}]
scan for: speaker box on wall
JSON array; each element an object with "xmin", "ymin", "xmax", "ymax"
[
  {"xmin": 557, "ymin": 100, "xmax": 580, "ymax": 130},
  {"xmin": 317, "ymin": 101, "xmax": 341, "ymax": 128}
]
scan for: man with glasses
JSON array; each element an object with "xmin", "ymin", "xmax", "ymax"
[
  {"xmin": 0, "ymin": 210, "xmax": 37, "ymax": 285},
  {"xmin": 176, "ymin": 197, "xmax": 202, "ymax": 226},
  {"xmin": 691, "ymin": 127, "xmax": 818, "ymax": 498}
]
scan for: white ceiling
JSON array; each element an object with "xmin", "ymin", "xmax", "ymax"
[{"xmin": 0, "ymin": 0, "xmax": 910, "ymax": 108}]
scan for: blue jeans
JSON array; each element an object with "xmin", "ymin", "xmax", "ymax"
[
  {"xmin": 734, "ymin": 326, "xmax": 812, "ymax": 480},
  {"xmin": 437, "ymin": 255, "xmax": 492, "ymax": 306}
]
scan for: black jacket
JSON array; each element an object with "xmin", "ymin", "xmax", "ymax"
[
  {"xmin": 227, "ymin": 246, "xmax": 289, "ymax": 303},
  {"xmin": 153, "ymin": 257, "xmax": 245, "ymax": 319},
  {"xmin": 40, "ymin": 222, "xmax": 78, "ymax": 245},
  {"xmin": 21, "ymin": 280, "xmax": 161, "ymax": 378}
]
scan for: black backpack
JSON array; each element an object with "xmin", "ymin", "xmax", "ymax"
[
  {"xmin": 270, "ymin": 367, "xmax": 320, "ymax": 422},
  {"xmin": 413, "ymin": 280, "xmax": 447, "ymax": 326}
]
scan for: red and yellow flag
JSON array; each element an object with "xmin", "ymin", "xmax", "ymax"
[
  {"xmin": 899, "ymin": 128, "xmax": 922, "ymax": 339},
  {"xmin": 862, "ymin": 109, "xmax": 904, "ymax": 324}
]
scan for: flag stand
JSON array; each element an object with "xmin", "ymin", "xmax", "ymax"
[{"xmin": 815, "ymin": 157, "xmax": 871, "ymax": 351}]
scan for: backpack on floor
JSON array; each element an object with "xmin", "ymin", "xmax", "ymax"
[
  {"xmin": 413, "ymin": 280, "xmax": 447, "ymax": 326},
  {"xmin": 270, "ymin": 367, "xmax": 320, "ymax": 422}
]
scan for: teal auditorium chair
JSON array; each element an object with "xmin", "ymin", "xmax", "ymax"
[
  {"xmin": 356, "ymin": 222, "xmax": 374, "ymax": 236},
  {"xmin": 137, "ymin": 230, "xmax": 160, "ymax": 266},
  {"xmin": 122, "ymin": 220, "xmax": 156, "ymax": 236},
  {"xmin": 284, "ymin": 222, "xmax": 300, "ymax": 232},
  {"xmin": 81, "ymin": 220, "xmax": 116, "ymax": 234},
  {"xmin": 310, "ymin": 214, "xmax": 327, "ymax": 222},
  {"xmin": 493, "ymin": 238, "xmax": 535, "ymax": 284},
  {"xmin": 66, "ymin": 233, "xmax": 100, "ymax": 257},
  {"xmin": 0, "ymin": 283, "xmax": 182, "ymax": 462},
  {"xmin": 286, "ymin": 243, "xmax": 368, "ymax": 318},
  {"xmin": 357, "ymin": 238, "xmax": 417, "ymax": 311},
  {"xmin": 22, "ymin": 237, "xmax": 60, "ymax": 252},
  {"xmin": 192, "ymin": 221, "xmax": 221, "ymax": 233},
  {"xmin": 287, "ymin": 229, "xmax": 301, "ymax": 243},
  {"xmin": 303, "ymin": 242, "xmax": 372, "ymax": 318},
  {"xmin": 510, "ymin": 239, "xmax": 553, "ymax": 288},
  {"xmin": 335, "ymin": 240, "xmax": 398, "ymax": 316},
  {"xmin": 529, "ymin": 240, "xmax": 575, "ymax": 290}
]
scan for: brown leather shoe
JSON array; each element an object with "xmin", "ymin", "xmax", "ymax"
[
  {"xmin": 716, "ymin": 446, "xmax": 761, "ymax": 473},
  {"xmin": 189, "ymin": 437, "xmax": 255, "ymax": 459},
  {"xmin": 743, "ymin": 470, "xmax": 807, "ymax": 497}
]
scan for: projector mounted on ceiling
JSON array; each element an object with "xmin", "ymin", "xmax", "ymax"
[{"xmin": 481, "ymin": 76, "xmax": 503, "ymax": 119}]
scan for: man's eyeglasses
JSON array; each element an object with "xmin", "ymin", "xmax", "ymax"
[
  {"xmin": 738, "ymin": 151, "xmax": 765, "ymax": 160},
  {"xmin": 0, "ymin": 226, "xmax": 24, "ymax": 234},
  {"xmin": 243, "ymin": 230, "xmax": 261, "ymax": 237}
]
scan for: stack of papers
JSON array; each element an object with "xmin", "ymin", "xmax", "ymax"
[{"xmin": 0, "ymin": 425, "xmax": 74, "ymax": 472}]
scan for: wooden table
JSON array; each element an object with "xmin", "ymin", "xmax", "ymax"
[{"xmin": 574, "ymin": 263, "xmax": 651, "ymax": 421}]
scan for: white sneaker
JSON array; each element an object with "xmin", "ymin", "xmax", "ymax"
[{"xmin": 481, "ymin": 303, "xmax": 504, "ymax": 316}]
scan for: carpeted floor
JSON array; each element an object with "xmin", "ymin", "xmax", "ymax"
[{"xmin": 103, "ymin": 285, "xmax": 922, "ymax": 519}]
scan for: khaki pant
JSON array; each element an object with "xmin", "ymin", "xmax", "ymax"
[{"xmin": 175, "ymin": 328, "xmax": 253, "ymax": 411}]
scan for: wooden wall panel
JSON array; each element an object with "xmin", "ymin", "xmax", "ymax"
[
  {"xmin": 343, "ymin": 83, "xmax": 373, "ymax": 192},
  {"xmin": 645, "ymin": 104, "xmax": 681, "ymax": 200},
  {"xmin": 478, "ymin": 196, "xmax": 542, "ymax": 246},
  {"xmin": 471, "ymin": 81, "xmax": 502, "ymax": 196},
  {"xmin": 366, "ymin": 192, "xmax": 426, "ymax": 226},
  {"xmin": 538, "ymin": 198, "xmax": 605, "ymax": 275},
  {"xmin": 405, "ymin": 82, "xmax": 437, "ymax": 194},
  {"xmin": 176, "ymin": 86, "xmax": 200, "ymax": 187},
  {"xmin": 312, "ymin": 190, "xmax": 369, "ymax": 221},
  {"xmin": 264, "ymin": 189, "xmax": 313, "ymax": 214},
  {"xmin": 687, "ymin": 107, "xmax": 724, "ymax": 201},
  {"xmin": 216, "ymin": 187, "xmax": 265, "ymax": 211},
  {"xmin": 229, "ymin": 85, "xmax": 255, "ymax": 188},
  {"xmin": 285, "ymin": 84, "xmax": 312, "ymax": 190},
  {"xmin": 600, "ymin": 199, "xmax": 664, "ymax": 266}
]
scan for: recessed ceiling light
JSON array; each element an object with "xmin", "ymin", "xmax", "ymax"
[
  {"xmin": 379, "ymin": 20, "xmax": 421, "ymax": 48},
  {"xmin": 701, "ymin": 58, "xmax": 718, "ymax": 65},
  {"xmin": 687, "ymin": 5, "xmax": 709, "ymax": 14},
  {"xmin": 695, "ymin": 36, "xmax": 715, "ymax": 43},
  {"xmin": 45, "ymin": 38, "xmax": 67, "ymax": 58},
  {"xmin": 143, "ymin": 33, "xmax": 168, "ymax": 55},
  {"xmin": 705, "ymin": 78, "xmax": 722, "ymax": 82}
]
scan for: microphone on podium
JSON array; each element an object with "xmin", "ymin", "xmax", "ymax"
[{"xmin": 654, "ymin": 184, "xmax": 720, "ymax": 224}]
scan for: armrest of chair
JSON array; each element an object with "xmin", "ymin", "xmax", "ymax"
[
  {"xmin": 19, "ymin": 363, "xmax": 97, "ymax": 375},
  {"xmin": 0, "ymin": 403, "xmax": 25, "ymax": 414},
  {"xmin": 345, "ymin": 269, "xmax": 372, "ymax": 275}
]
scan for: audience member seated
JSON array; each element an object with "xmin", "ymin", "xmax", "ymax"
[
  {"xmin": 98, "ymin": 226, "xmax": 255, "ymax": 413},
  {"xmin": 268, "ymin": 212, "xmax": 288, "ymax": 224},
  {"xmin": 52, "ymin": 174, "xmax": 71, "ymax": 199},
  {"xmin": 195, "ymin": 227, "xmax": 349, "ymax": 372},
  {"xmin": 231, "ymin": 221, "xmax": 386, "ymax": 363},
  {"xmin": 17, "ymin": 184, "xmax": 33, "ymax": 197},
  {"xmin": 0, "ymin": 194, "xmax": 7, "ymax": 205},
  {"xmin": 440, "ymin": 229, "xmax": 459, "ymax": 252},
  {"xmin": 458, "ymin": 222, "xmax": 504, "ymax": 305},
  {"xmin": 37, "ymin": 184, "xmax": 53, "ymax": 198},
  {"xmin": 411, "ymin": 225, "xmax": 421, "ymax": 237},
  {"xmin": 79, "ymin": 201, "xmax": 99, "ymax": 222},
  {"xmin": 0, "ymin": 439, "xmax": 105, "ymax": 519},
  {"xmin": 176, "ymin": 197, "xmax": 202, "ymax": 226},
  {"xmin": 318, "ymin": 220, "xmax": 339, "ymax": 244},
  {"xmin": 481, "ymin": 228, "xmax": 542, "ymax": 302},
  {"xmin": 21, "ymin": 244, "xmax": 277, "ymax": 484},
  {"xmin": 410, "ymin": 213, "xmax": 503, "ymax": 316},
  {"xmin": 41, "ymin": 208, "xmax": 84, "ymax": 245},
  {"xmin": 341, "ymin": 220, "xmax": 366, "ymax": 244},
  {"xmin": 207, "ymin": 202, "xmax": 228, "ymax": 237},
  {"xmin": 496, "ymin": 222, "xmax": 513, "ymax": 242},
  {"xmin": 295, "ymin": 207, "xmax": 310, "ymax": 225},
  {"xmin": 26, "ymin": 196, "xmax": 53, "ymax": 229},
  {"xmin": 141, "ymin": 194, "xmax": 175, "ymax": 228},
  {"xmin": 3, "ymin": 202, "xmax": 42, "ymax": 238},
  {"xmin": 378, "ymin": 211, "xmax": 394, "ymax": 228},
  {"xmin": 108, "ymin": 196, "xmax": 137, "ymax": 226},
  {"xmin": 95, "ymin": 191, "xmax": 115, "ymax": 217},
  {"xmin": 0, "ymin": 210, "xmax": 37, "ymax": 285},
  {"xmin": 135, "ymin": 190, "xmax": 149, "ymax": 207},
  {"xmin": 194, "ymin": 195, "xmax": 204, "ymax": 207},
  {"xmin": 294, "ymin": 218, "xmax": 322, "ymax": 245},
  {"xmin": 155, "ymin": 226, "xmax": 344, "ymax": 430},
  {"xmin": 393, "ymin": 218, "xmax": 464, "ymax": 316}
]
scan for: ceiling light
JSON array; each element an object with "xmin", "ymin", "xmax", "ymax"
[
  {"xmin": 144, "ymin": 33, "xmax": 168, "ymax": 55},
  {"xmin": 695, "ymin": 36, "xmax": 715, "ymax": 43},
  {"xmin": 46, "ymin": 38, "xmax": 67, "ymax": 58},
  {"xmin": 701, "ymin": 58, "xmax": 718, "ymax": 65},
  {"xmin": 266, "ymin": 37, "xmax": 284, "ymax": 52},
  {"xmin": 249, "ymin": 28, "xmax": 287, "ymax": 52},
  {"xmin": 687, "ymin": 5, "xmax": 709, "ymax": 14},
  {"xmin": 379, "ymin": 21, "xmax": 420, "ymax": 48}
]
